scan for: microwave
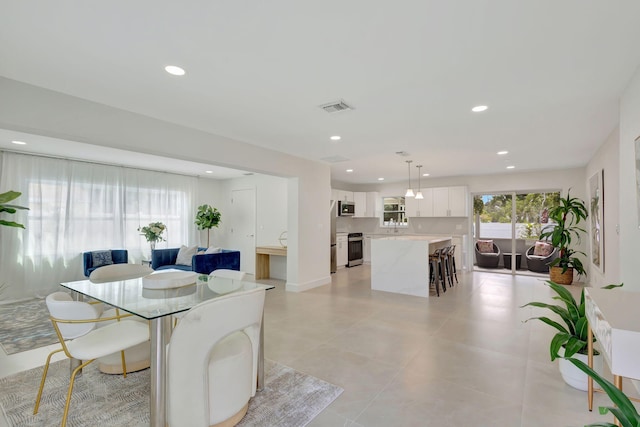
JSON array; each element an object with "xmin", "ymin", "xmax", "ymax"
[{"xmin": 338, "ymin": 201, "xmax": 355, "ymax": 216}]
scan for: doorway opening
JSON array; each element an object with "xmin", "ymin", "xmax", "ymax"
[{"xmin": 472, "ymin": 190, "xmax": 560, "ymax": 276}]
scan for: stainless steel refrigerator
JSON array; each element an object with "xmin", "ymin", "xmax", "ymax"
[{"xmin": 330, "ymin": 200, "xmax": 337, "ymax": 273}]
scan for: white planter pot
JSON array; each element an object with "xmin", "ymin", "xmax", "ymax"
[{"xmin": 558, "ymin": 350, "xmax": 603, "ymax": 391}]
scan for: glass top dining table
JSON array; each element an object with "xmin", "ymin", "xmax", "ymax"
[{"xmin": 60, "ymin": 272, "xmax": 274, "ymax": 427}]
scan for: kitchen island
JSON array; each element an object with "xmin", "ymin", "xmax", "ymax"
[{"xmin": 370, "ymin": 235, "xmax": 452, "ymax": 297}]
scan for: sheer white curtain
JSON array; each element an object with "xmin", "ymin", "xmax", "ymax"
[{"xmin": 0, "ymin": 152, "xmax": 197, "ymax": 302}]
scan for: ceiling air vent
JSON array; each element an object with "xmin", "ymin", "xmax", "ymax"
[
  {"xmin": 320, "ymin": 155, "xmax": 350, "ymax": 163},
  {"xmin": 319, "ymin": 100, "xmax": 354, "ymax": 113}
]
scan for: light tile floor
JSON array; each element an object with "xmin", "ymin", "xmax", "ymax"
[{"xmin": 1, "ymin": 266, "xmax": 638, "ymax": 426}]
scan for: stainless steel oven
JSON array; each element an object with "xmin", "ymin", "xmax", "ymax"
[{"xmin": 347, "ymin": 232, "xmax": 363, "ymax": 267}]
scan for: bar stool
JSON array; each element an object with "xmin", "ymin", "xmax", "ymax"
[
  {"xmin": 429, "ymin": 249, "xmax": 446, "ymax": 296},
  {"xmin": 447, "ymin": 245, "xmax": 458, "ymax": 285},
  {"xmin": 439, "ymin": 246, "xmax": 454, "ymax": 288}
]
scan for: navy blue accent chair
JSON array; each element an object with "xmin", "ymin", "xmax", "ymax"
[
  {"xmin": 82, "ymin": 249, "xmax": 129, "ymax": 277},
  {"xmin": 151, "ymin": 248, "xmax": 241, "ymax": 274}
]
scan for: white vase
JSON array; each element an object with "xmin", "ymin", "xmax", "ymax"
[{"xmin": 558, "ymin": 350, "xmax": 603, "ymax": 391}]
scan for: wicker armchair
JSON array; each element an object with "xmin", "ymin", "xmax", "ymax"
[
  {"xmin": 525, "ymin": 245, "xmax": 558, "ymax": 273},
  {"xmin": 475, "ymin": 242, "xmax": 501, "ymax": 268}
]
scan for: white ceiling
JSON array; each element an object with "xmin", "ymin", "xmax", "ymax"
[
  {"xmin": 0, "ymin": 129, "xmax": 249, "ymax": 180},
  {"xmin": 2, "ymin": 1, "xmax": 640, "ymax": 185}
]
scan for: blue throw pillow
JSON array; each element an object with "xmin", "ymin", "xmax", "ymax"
[{"xmin": 92, "ymin": 251, "xmax": 114, "ymax": 268}]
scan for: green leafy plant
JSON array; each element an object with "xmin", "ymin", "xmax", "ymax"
[
  {"xmin": 539, "ymin": 189, "xmax": 588, "ymax": 277},
  {"xmin": 0, "ymin": 190, "xmax": 29, "ymax": 228},
  {"xmin": 194, "ymin": 204, "xmax": 221, "ymax": 247},
  {"xmin": 566, "ymin": 357, "xmax": 640, "ymax": 427},
  {"xmin": 519, "ymin": 222, "xmax": 542, "ymax": 240},
  {"xmin": 138, "ymin": 222, "xmax": 166, "ymax": 243},
  {"xmin": 522, "ymin": 281, "xmax": 622, "ymax": 360}
]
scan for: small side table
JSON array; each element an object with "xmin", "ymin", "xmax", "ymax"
[
  {"xmin": 503, "ymin": 252, "xmax": 522, "ymax": 269},
  {"xmin": 141, "ymin": 259, "xmax": 151, "ymax": 267}
]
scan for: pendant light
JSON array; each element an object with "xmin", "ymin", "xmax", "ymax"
[
  {"xmin": 415, "ymin": 165, "xmax": 424, "ymax": 199},
  {"xmin": 405, "ymin": 160, "xmax": 415, "ymax": 198}
]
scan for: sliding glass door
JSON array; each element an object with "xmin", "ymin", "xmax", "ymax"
[{"xmin": 473, "ymin": 191, "xmax": 560, "ymax": 274}]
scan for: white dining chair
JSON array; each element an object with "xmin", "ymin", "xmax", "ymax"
[
  {"xmin": 88, "ymin": 263, "xmax": 153, "ymax": 374},
  {"xmin": 34, "ymin": 292, "xmax": 150, "ymax": 427},
  {"xmin": 209, "ymin": 268, "xmax": 247, "ymax": 281},
  {"xmin": 167, "ymin": 287, "xmax": 265, "ymax": 427},
  {"xmin": 88, "ymin": 263, "xmax": 153, "ymax": 283},
  {"xmin": 172, "ymin": 269, "xmax": 247, "ymax": 327}
]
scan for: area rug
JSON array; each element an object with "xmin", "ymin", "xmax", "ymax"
[
  {"xmin": 0, "ymin": 359, "xmax": 343, "ymax": 427},
  {"xmin": 0, "ymin": 299, "xmax": 57, "ymax": 355}
]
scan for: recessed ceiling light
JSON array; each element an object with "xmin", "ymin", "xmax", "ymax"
[
  {"xmin": 165, "ymin": 65, "xmax": 186, "ymax": 76},
  {"xmin": 11, "ymin": 140, "xmax": 27, "ymax": 145},
  {"xmin": 205, "ymin": 170, "xmax": 213, "ymax": 174},
  {"xmin": 472, "ymin": 105, "xmax": 488, "ymax": 112},
  {"xmin": 378, "ymin": 177, "xmax": 384, "ymax": 181},
  {"xmin": 346, "ymin": 169, "xmax": 353, "ymax": 173},
  {"xmin": 497, "ymin": 150, "xmax": 508, "ymax": 155},
  {"xmin": 506, "ymin": 165, "xmax": 515, "ymax": 169},
  {"xmin": 422, "ymin": 173, "xmax": 430, "ymax": 177},
  {"xmin": 330, "ymin": 136, "xmax": 341, "ymax": 141}
]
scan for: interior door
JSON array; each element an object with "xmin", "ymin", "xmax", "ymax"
[{"xmin": 229, "ymin": 188, "xmax": 256, "ymax": 274}]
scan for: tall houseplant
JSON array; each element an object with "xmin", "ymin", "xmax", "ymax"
[
  {"xmin": 522, "ymin": 280, "xmax": 622, "ymax": 390},
  {"xmin": 0, "ymin": 190, "xmax": 29, "ymax": 228},
  {"xmin": 539, "ymin": 189, "xmax": 588, "ymax": 285},
  {"xmin": 194, "ymin": 204, "xmax": 221, "ymax": 247},
  {"xmin": 566, "ymin": 357, "xmax": 640, "ymax": 427}
]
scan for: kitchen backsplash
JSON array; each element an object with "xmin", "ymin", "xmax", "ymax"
[{"xmin": 336, "ymin": 216, "xmax": 469, "ymax": 235}]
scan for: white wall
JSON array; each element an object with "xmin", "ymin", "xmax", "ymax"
[
  {"xmin": 619, "ymin": 66, "xmax": 640, "ymax": 291},
  {"xmin": 215, "ymin": 174, "xmax": 289, "ymax": 280},
  {"xmin": 585, "ymin": 128, "xmax": 620, "ymax": 287},
  {"xmin": 0, "ymin": 77, "xmax": 331, "ymax": 291}
]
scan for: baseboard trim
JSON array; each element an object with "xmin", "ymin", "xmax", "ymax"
[{"xmin": 285, "ymin": 275, "xmax": 331, "ymax": 292}]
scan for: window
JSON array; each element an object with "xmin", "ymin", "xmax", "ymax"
[
  {"xmin": 0, "ymin": 151, "xmax": 197, "ymax": 301},
  {"xmin": 382, "ymin": 197, "xmax": 407, "ymax": 226},
  {"xmin": 473, "ymin": 191, "xmax": 560, "ymax": 239}
]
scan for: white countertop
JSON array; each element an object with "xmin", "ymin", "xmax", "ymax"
[{"xmin": 372, "ymin": 235, "xmax": 452, "ymax": 243}]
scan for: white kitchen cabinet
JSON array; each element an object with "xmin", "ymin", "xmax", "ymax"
[
  {"xmin": 432, "ymin": 186, "xmax": 468, "ymax": 217},
  {"xmin": 448, "ymin": 186, "xmax": 468, "ymax": 216},
  {"xmin": 337, "ymin": 234, "xmax": 348, "ymax": 268},
  {"xmin": 364, "ymin": 235, "xmax": 372, "ymax": 263},
  {"xmin": 420, "ymin": 188, "xmax": 434, "ymax": 216},
  {"xmin": 405, "ymin": 195, "xmax": 419, "ymax": 217},
  {"xmin": 432, "ymin": 187, "xmax": 450, "ymax": 217},
  {"xmin": 353, "ymin": 191, "xmax": 380, "ymax": 218},
  {"xmin": 406, "ymin": 188, "xmax": 434, "ymax": 217},
  {"xmin": 333, "ymin": 189, "xmax": 354, "ymax": 203},
  {"xmin": 354, "ymin": 192, "xmax": 367, "ymax": 217},
  {"xmin": 366, "ymin": 191, "xmax": 381, "ymax": 217}
]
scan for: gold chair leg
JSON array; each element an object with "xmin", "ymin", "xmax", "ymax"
[
  {"xmin": 33, "ymin": 348, "xmax": 65, "ymax": 414},
  {"xmin": 120, "ymin": 350, "xmax": 128, "ymax": 378},
  {"xmin": 61, "ymin": 359, "xmax": 94, "ymax": 427}
]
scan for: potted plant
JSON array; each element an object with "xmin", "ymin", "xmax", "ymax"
[
  {"xmin": 194, "ymin": 204, "xmax": 221, "ymax": 247},
  {"xmin": 522, "ymin": 280, "xmax": 622, "ymax": 391},
  {"xmin": 539, "ymin": 189, "xmax": 588, "ymax": 285},
  {"xmin": 566, "ymin": 357, "xmax": 640, "ymax": 427},
  {"xmin": 138, "ymin": 221, "xmax": 166, "ymax": 251},
  {"xmin": 0, "ymin": 190, "xmax": 29, "ymax": 228}
]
